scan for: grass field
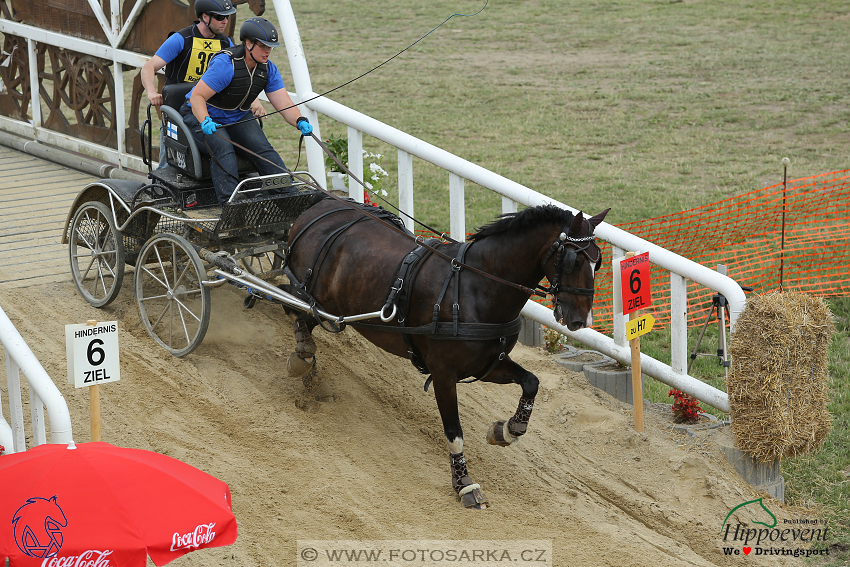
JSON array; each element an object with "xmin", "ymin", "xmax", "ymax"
[
  {"xmin": 254, "ymin": 0, "xmax": 850, "ymax": 560},
  {"xmin": 262, "ymin": 0, "xmax": 850, "ymax": 231}
]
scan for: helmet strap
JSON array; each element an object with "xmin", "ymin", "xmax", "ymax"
[{"xmin": 247, "ymin": 41, "xmax": 261, "ymax": 65}]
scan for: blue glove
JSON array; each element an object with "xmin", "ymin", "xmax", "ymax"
[
  {"xmin": 201, "ymin": 116, "xmax": 220, "ymax": 135},
  {"xmin": 296, "ymin": 117, "xmax": 313, "ymax": 135}
]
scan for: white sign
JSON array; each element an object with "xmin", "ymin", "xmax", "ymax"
[{"xmin": 65, "ymin": 321, "xmax": 121, "ymax": 388}]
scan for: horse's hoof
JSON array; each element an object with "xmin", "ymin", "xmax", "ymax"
[
  {"xmin": 486, "ymin": 420, "xmax": 518, "ymax": 447},
  {"xmin": 458, "ymin": 484, "xmax": 488, "ymax": 510},
  {"xmin": 287, "ymin": 353, "xmax": 316, "ymax": 379}
]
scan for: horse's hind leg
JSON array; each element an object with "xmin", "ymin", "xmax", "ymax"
[
  {"xmin": 285, "ymin": 311, "xmax": 318, "ymax": 383},
  {"xmin": 482, "ymin": 357, "xmax": 539, "ymax": 447},
  {"xmin": 433, "ymin": 379, "xmax": 488, "ymax": 510}
]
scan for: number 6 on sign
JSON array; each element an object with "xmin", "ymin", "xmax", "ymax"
[
  {"xmin": 620, "ymin": 251, "xmax": 651, "ymax": 315},
  {"xmin": 65, "ymin": 321, "xmax": 121, "ymax": 388}
]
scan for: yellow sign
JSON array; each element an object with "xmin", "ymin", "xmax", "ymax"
[{"xmin": 626, "ymin": 314, "xmax": 655, "ymax": 341}]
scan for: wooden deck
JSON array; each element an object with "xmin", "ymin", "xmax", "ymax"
[{"xmin": 0, "ymin": 146, "xmax": 97, "ymax": 289}]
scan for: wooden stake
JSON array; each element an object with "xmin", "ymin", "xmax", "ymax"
[
  {"xmin": 90, "ymin": 384, "xmax": 101, "ymax": 442},
  {"xmin": 625, "ymin": 253, "xmax": 645, "ymax": 433},
  {"xmin": 86, "ymin": 320, "xmax": 101, "ymax": 442}
]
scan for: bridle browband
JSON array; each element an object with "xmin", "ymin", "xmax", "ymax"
[{"xmin": 539, "ymin": 231, "xmax": 601, "ymax": 299}]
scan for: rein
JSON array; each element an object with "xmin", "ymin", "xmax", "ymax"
[{"xmin": 212, "ymin": 130, "xmax": 559, "ymax": 298}]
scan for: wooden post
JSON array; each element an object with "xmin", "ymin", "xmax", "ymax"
[
  {"xmin": 90, "ymin": 385, "xmax": 101, "ymax": 442},
  {"xmin": 86, "ymin": 320, "xmax": 101, "ymax": 442},
  {"xmin": 625, "ymin": 253, "xmax": 645, "ymax": 433}
]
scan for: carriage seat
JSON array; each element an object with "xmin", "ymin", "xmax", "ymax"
[{"xmin": 159, "ymin": 83, "xmax": 258, "ymax": 182}]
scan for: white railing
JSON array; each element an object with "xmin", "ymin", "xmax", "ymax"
[
  {"xmin": 0, "ymin": 1, "xmax": 742, "ymax": 412},
  {"xmin": 274, "ymin": 0, "xmax": 741, "ymax": 412},
  {"xmin": 0, "ymin": 14, "xmax": 149, "ymax": 173},
  {"xmin": 0, "ymin": 303, "xmax": 73, "ymax": 453}
]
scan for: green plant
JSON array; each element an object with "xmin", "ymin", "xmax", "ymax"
[
  {"xmin": 542, "ymin": 327, "xmax": 567, "ymax": 354},
  {"xmin": 323, "ymin": 133, "xmax": 349, "ymax": 173},
  {"xmin": 323, "ymin": 134, "xmax": 389, "ymax": 205}
]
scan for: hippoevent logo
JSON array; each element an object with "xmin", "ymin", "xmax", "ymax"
[
  {"xmin": 12, "ymin": 496, "xmax": 68, "ymax": 559},
  {"xmin": 720, "ymin": 497, "xmax": 830, "ymax": 559}
]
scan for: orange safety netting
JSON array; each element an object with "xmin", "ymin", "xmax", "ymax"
[
  {"xmin": 588, "ymin": 170, "xmax": 850, "ymax": 333},
  {"xmin": 416, "ymin": 170, "xmax": 850, "ymax": 334}
]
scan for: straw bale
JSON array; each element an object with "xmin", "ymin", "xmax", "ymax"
[{"xmin": 727, "ymin": 292, "xmax": 834, "ymax": 462}]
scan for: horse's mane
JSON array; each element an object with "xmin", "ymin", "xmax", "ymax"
[
  {"xmin": 321, "ymin": 194, "xmax": 411, "ymax": 234},
  {"xmin": 468, "ymin": 204, "xmax": 575, "ymax": 242}
]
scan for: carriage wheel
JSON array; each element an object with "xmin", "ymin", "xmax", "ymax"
[
  {"xmin": 69, "ymin": 201, "xmax": 125, "ymax": 308},
  {"xmin": 240, "ymin": 248, "xmax": 286, "ymax": 277},
  {"xmin": 134, "ymin": 233, "xmax": 211, "ymax": 357}
]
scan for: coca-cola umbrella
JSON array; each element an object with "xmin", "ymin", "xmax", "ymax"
[{"xmin": 0, "ymin": 441, "xmax": 237, "ymax": 567}]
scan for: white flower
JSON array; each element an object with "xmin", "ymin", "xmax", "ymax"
[
  {"xmin": 365, "ymin": 181, "xmax": 373, "ymax": 190},
  {"xmin": 369, "ymin": 163, "xmax": 388, "ymax": 176},
  {"xmin": 381, "ymin": 190, "xmax": 388, "ymax": 196}
]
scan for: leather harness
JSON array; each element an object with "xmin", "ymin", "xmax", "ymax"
[{"xmin": 284, "ymin": 205, "xmax": 521, "ymax": 385}]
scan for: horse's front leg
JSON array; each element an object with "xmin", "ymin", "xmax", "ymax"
[
  {"xmin": 432, "ymin": 377, "xmax": 488, "ymax": 510},
  {"xmin": 482, "ymin": 357, "xmax": 539, "ymax": 447}
]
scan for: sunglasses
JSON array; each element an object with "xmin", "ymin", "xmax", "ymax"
[{"xmin": 209, "ymin": 13, "xmax": 229, "ymax": 21}]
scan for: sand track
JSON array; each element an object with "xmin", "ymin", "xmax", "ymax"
[{"xmin": 0, "ymin": 280, "xmax": 805, "ymax": 566}]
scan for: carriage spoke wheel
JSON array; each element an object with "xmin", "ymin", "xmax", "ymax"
[
  {"xmin": 69, "ymin": 201, "xmax": 125, "ymax": 308},
  {"xmin": 134, "ymin": 233, "xmax": 211, "ymax": 357},
  {"xmin": 240, "ymin": 248, "xmax": 286, "ymax": 278}
]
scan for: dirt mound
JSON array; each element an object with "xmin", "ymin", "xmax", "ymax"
[{"xmin": 1, "ymin": 281, "xmax": 807, "ymax": 566}]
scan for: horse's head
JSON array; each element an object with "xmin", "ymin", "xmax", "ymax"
[{"xmin": 543, "ymin": 208, "xmax": 609, "ymax": 331}]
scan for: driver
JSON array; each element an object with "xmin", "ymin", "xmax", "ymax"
[
  {"xmin": 140, "ymin": 0, "xmax": 263, "ymax": 167},
  {"xmin": 180, "ymin": 17, "xmax": 313, "ymax": 204}
]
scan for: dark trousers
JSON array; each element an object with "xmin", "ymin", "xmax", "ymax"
[{"xmin": 180, "ymin": 103, "xmax": 288, "ymax": 203}]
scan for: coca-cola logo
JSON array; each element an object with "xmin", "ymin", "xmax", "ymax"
[
  {"xmin": 39, "ymin": 549, "xmax": 114, "ymax": 567},
  {"xmin": 170, "ymin": 522, "xmax": 217, "ymax": 551}
]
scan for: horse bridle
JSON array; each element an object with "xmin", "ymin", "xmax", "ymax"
[{"xmin": 540, "ymin": 230, "xmax": 602, "ymax": 320}]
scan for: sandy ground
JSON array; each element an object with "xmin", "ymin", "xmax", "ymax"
[{"xmin": 0, "ymin": 279, "xmax": 812, "ymax": 566}]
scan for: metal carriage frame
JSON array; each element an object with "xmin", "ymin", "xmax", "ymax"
[{"xmin": 61, "ymin": 169, "xmax": 334, "ymax": 356}]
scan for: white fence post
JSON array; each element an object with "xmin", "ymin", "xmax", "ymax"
[
  {"xmin": 347, "ymin": 127, "xmax": 364, "ymax": 203},
  {"xmin": 0, "ymin": 303, "xmax": 73, "ymax": 451},
  {"xmin": 611, "ymin": 245, "xmax": 627, "ymax": 348},
  {"xmin": 26, "ymin": 38, "xmax": 40, "ymax": 129},
  {"xmin": 5, "ymin": 354, "xmax": 26, "ymax": 452},
  {"xmin": 398, "ymin": 149, "xmax": 414, "ymax": 232},
  {"xmin": 501, "ymin": 196, "xmax": 517, "ymax": 216},
  {"xmin": 670, "ymin": 273, "xmax": 689, "ymax": 374},
  {"xmin": 449, "ymin": 173, "xmax": 465, "ymax": 241}
]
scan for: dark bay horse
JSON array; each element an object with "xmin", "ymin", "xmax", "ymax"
[{"xmin": 282, "ymin": 198, "xmax": 609, "ymax": 509}]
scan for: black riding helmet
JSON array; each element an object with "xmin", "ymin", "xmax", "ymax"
[
  {"xmin": 240, "ymin": 17, "xmax": 281, "ymax": 48},
  {"xmin": 194, "ymin": 0, "xmax": 236, "ymax": 18}
]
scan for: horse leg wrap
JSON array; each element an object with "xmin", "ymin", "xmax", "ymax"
[
  {"xmin": 449, "ymin": 452, "xmax": 487, "ymax": 509},
  {"xmin": 507, "ymin": 396, "xmax": 535, "ymax": 437},
  {"xmin": 293, "ymin": 318, "xmax": 316, "ymax": 358}
]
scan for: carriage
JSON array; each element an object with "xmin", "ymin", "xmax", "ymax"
[{"xmin": 61, "ymin": 84, "xmax": 370, "ymax": 357}]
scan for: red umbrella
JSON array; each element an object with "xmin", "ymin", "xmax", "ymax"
[{"xmin": 0, "ymin": 441, "xmax": 237, "ymax": 566}]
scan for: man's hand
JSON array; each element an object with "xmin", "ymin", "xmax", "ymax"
[
  {"xmin": 147, "ymin": 91, "xmax": 163, "ymax": 106},
  {"xmin": 296, "ymin": 117, "xmax": 313, "ymax": 135},
  {"xmin": 251, "ymin": 99, "xmax": 266, "ymax": 118},
  {"xmin": 201, "ymin": 117, "xmax": 221, "ymax": 135}
]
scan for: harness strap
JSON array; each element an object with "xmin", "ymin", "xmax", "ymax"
[
  {"xmin": 286, "ymin": 206, "xmax": 350, "ymax": 258},
  {"xmin": 302, "ymin": 216, "xmax": 368, "ymax": 295},
  {"xmin": 352, "ymin": 317, "xmax": 521, "ymax": 339}
]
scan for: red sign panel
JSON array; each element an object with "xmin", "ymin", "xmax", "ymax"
[{"xmin": 620, "ymin": 252, "xmax": 651, "ymax": 315}]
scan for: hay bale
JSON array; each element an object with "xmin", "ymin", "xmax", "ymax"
[{"xmin": 727, "ymin": 291, "xmax": 834, "ymax": 462}]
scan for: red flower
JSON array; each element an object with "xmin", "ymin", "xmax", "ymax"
[{"xmin": 668, "ymin": 389, "xmax": 703, "ymax": 424}]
